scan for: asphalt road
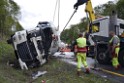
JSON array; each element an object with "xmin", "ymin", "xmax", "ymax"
[{"xmin": 54, "ymin": 52, "xmax": 124, "ymax": 83}]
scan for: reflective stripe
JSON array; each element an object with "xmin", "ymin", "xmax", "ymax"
[{"xmin": 77, "ymin": 47, "xmax": 87, "ymax": 53}]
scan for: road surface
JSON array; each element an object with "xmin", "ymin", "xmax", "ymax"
[{"xmin": 53, "ymin": 52, "xmax": 124, "ymax": 83}]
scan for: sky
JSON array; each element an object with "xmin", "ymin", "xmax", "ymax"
[{"xmin": 14, "ymin": 0, "xmax": 114, "ymax": 31}]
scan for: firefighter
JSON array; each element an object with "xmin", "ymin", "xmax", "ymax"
[
  {"xmin": 109, "ymin": 31, "xmax": 120, "ymax": 69},
  {"xmin": 74, "ymin": 33, "xmax": 90, "ymax": 76}
]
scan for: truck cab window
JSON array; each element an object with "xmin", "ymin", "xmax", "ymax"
[
  {"xmin": 92, "ymin": 22, "xmax": 100, "ymax": 33},
  {"xmin": 120, "ymin": 23, "xmax": 124, "ymax": 29}
]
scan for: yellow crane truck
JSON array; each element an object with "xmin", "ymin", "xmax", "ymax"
[{"xmin": 74, "ymin": 0, "xmax": 124, "ymax": 66}]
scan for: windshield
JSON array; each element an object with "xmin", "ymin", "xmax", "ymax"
[{"xmin": 91, "ymin": 22, "xmax": 100, "ymax": 33}]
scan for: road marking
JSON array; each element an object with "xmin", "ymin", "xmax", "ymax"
[
  {"xmin": 101, "ymin": 68, "xmax": 124, "ymax": 77},
  {"xmin": 60, "ymin": 57, "xmax": 124, "ymax": 77}
]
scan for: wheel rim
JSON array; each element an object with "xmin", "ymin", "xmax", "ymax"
[{"xmin": 99, "ymin": 53, "xmax": 106, "ymax": 60}]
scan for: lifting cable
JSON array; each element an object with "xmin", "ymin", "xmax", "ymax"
[
  {"xmin": 53, "ymin": 0, "xmax": 60, "ymax": 31},
  {"xmin": 57, "ymin": 0, "xmax": 60, "ymax": 31},
  {"xmin": 53, "ymin": 0, "xmax": 58, "ymax": 22},
  {"xmin": 62, "ymin": 8, "xmax": 78, "ymax": 32},
  {"xmin": 53, "ymin": 0, "xmax": 77, "ymax": 32}
]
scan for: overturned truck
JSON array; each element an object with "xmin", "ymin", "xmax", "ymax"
[{"xmin": 7, "ymin": 21, "xmax": 60, "ymax": 70}]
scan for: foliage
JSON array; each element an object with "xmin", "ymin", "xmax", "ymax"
[
  {"xmin": 61, "ymin": 18, "xmax": 87, "ymax": 44},
  {"xmin": 116, "ymin": 0, "xmax": 124, "ymax": 19},
  {"xmin": 0, "ymin": 0, "xmax": 23, "ymax": 39},
  {"xmin": 94, "ymin": 1, "xmax": 116, "ymax": 16}
]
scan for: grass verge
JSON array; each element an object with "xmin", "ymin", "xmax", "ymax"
[{"xmin": 0, "ymin": 40, "xmax": 113, "ymax": 83}]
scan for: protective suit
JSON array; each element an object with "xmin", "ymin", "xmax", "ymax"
[
  {"xmin": 109, "ymin": 35, "xmax": 120, "ymax": 69},
  {"xmin": 75, "ymin": 34, "xmax": 90, "ymax": 76}
]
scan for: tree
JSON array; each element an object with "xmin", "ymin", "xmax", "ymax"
[
  {"xmin": 116, "ymin": 0, "xmax": 124, "ymax": 19},
  {"xmin": 60, "ymin": 18, "xmax": 87, "ymax": 43},
  {"xmin": 94, "ymin": 1, "xmax": 116, "ymax": 16},
  {"xmin": 0, "ymin": 0, "xmax": 23, "ymax": 39}
]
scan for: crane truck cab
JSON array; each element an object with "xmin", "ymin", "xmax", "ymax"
[
  {"xmin": 88, "ymin": 13, "xmax": 124, "ymax": 66},
  {"xmin": 74, "ymin": 0, "xmax": 124, "ymax": 66}
]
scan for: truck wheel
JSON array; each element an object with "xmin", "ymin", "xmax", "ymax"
[
  {"xmin": 118, "ymin": 49, "xmax": 124, "ymax": 67},
  {"xmin": 97, "ymin": 48, "xmax": 111, "ymax": 64}
]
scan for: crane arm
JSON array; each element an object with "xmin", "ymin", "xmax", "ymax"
[
  {"xmin": 85, "ymin": 0, "xmax": 99, "ymax": 32},
  {"xmin": 73, "ymin": 0, "xmax": 95, "ymax": 21},
  {"xmin": 74, "ymin": 0, "xmax": 98, "ymax": 33},
  {"xmin": 85, "ymin": 0, "xmax": 95, "ymax": 22}
]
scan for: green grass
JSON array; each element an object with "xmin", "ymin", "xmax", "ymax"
[
  {"xmin": 0, "ymin": 40, "xmax": 113, "ymax": 83},
  {"xmin": 0, "ymin": 41, "xmax": 30, "ymax": 83},
  {"xmin": 0, "ymin": 40, "xmax": 15, "ymax": 61},
  {"xmin": 33, "ymin": 58, "xmax": 113, "ymax": 83}
]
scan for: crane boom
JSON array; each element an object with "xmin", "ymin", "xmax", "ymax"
[
  {"xmin": 85, "ymin": 0, "xmax": 98, "ymax": 32},
  {"xmin": 85, "ymin": 0, "xmax": 95, "ymax": 23},
  {"xmin": 74, "ymin": 0, "xmax": 98, "ymax": 32}
]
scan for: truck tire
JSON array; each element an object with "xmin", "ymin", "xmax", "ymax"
[
  {"xmin": 118, "ymin": 49, "xmax": 124, "ymax": 67},
  {"xmin": 97, "ymin": 48, "xmax": 111, "ymax": 64}
]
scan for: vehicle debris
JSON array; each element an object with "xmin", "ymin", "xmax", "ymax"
[
  {"xmin": 53, "ymin": 52, "xmax": 74, "ymax": 59},
  {"xmin": 32, "ymin": 71, "xmax": 47, "ymax": 80}
]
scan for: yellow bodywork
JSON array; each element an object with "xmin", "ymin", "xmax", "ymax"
[{"xmin": 85, "ymin": 0, "xmax": 98, "ymax": 32}]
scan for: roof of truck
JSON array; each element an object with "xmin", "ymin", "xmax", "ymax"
[
  {"xmin": 93, "ymin": 16, "xmax": 109, "ymax": 23},
  {"xmin": 93, "ymin": 16, "xmax": 124, "ymax": 24}
]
